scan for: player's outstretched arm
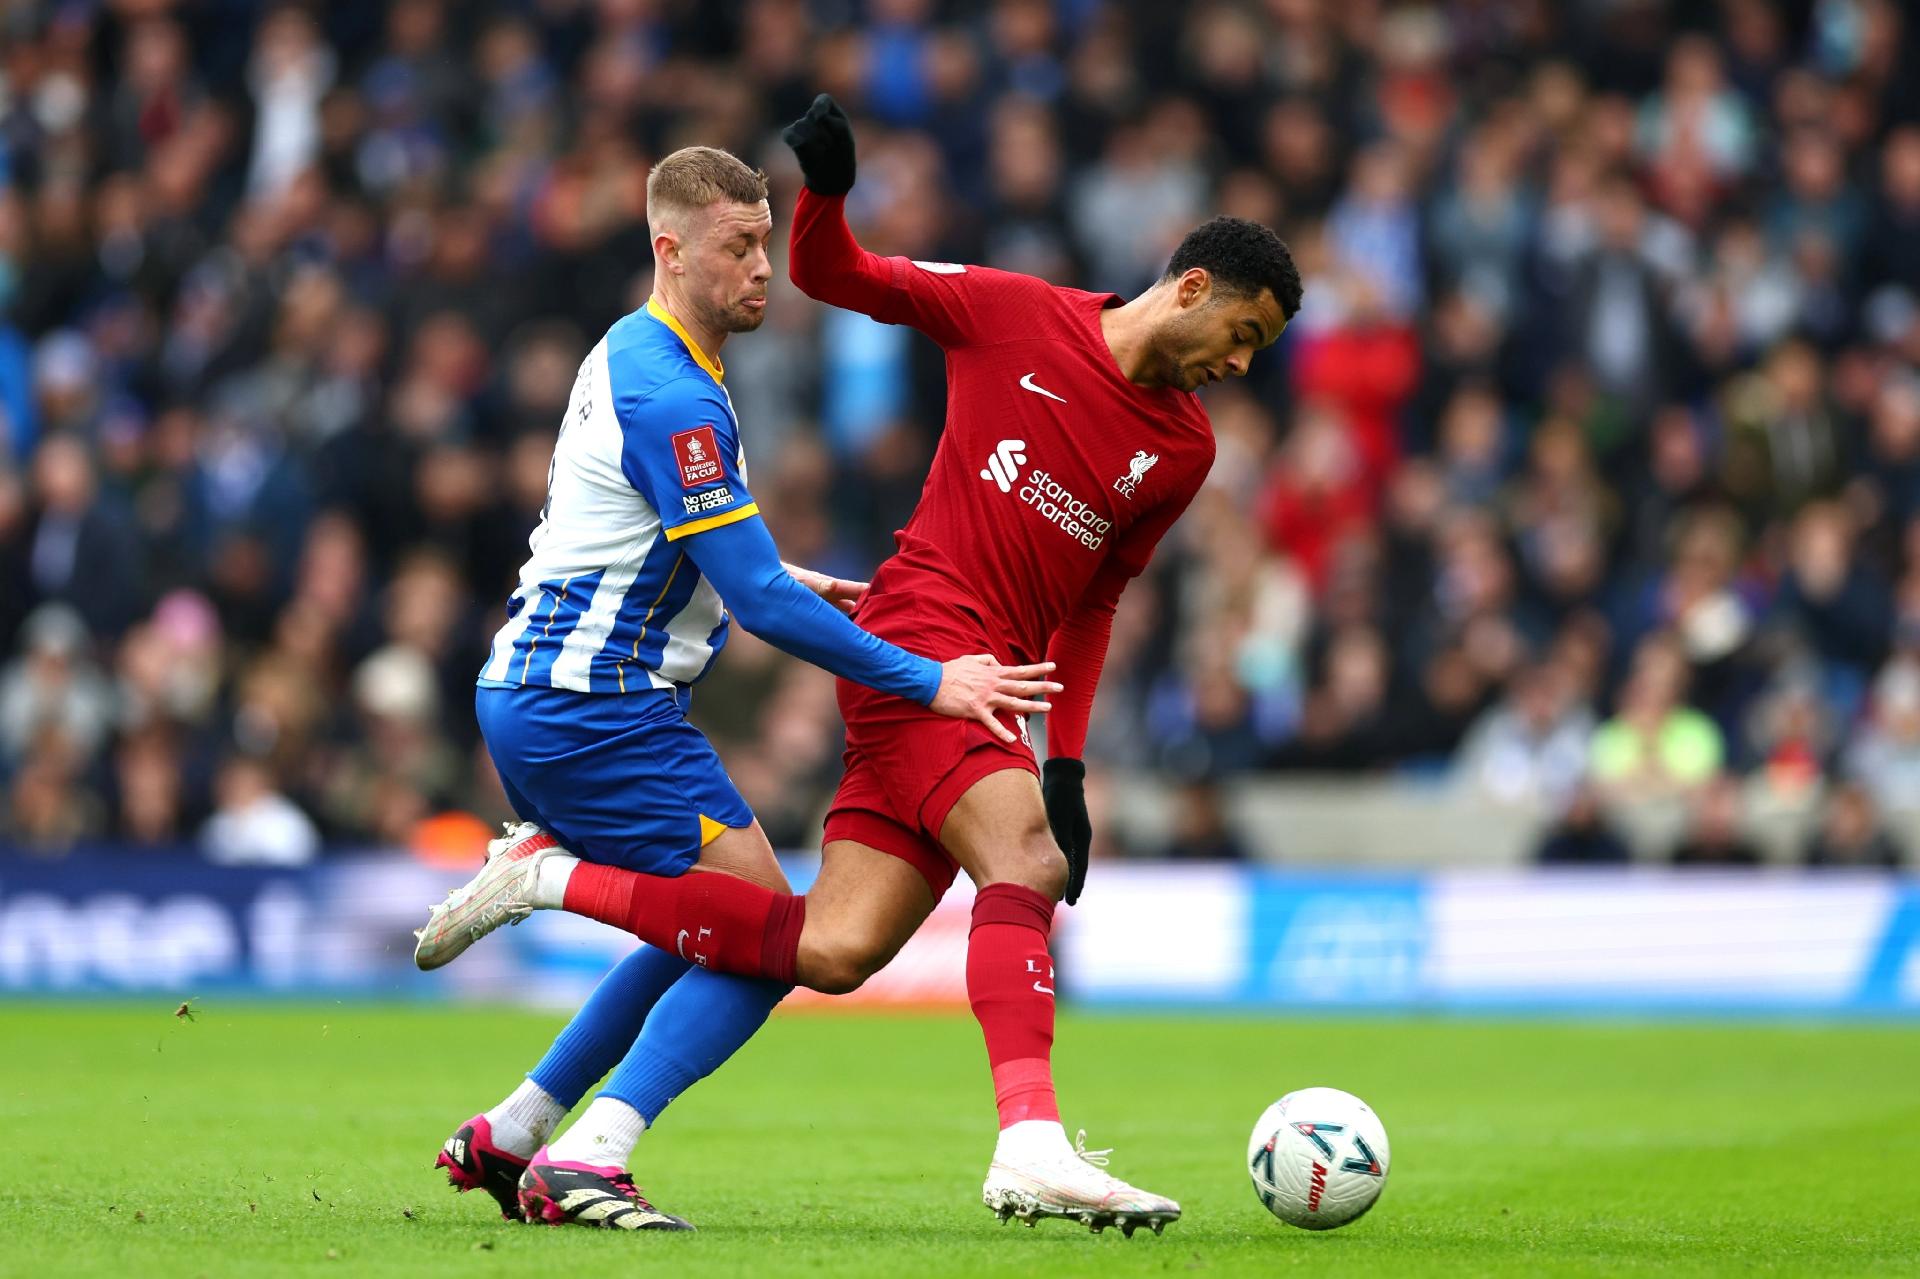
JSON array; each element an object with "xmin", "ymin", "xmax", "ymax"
[
  {"xmin": 782, "ymin": 94, "xmax": 889, "ymax": 315},
  {"xmin": 783, "ymin": 93, "xmax": 1021, "ymax": 347},
  {"xmin": 682, "ymin": 515, "xmax": 1060, "ymax": 742}
]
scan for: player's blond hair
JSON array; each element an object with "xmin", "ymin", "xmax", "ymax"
[{"xmin": 646, "ymin": 147, "xmax": 769, "ymax": 225}]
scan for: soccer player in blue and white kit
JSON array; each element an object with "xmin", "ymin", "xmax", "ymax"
[{"xmin": 416, "ymin": 146, "xmax": 1059, "ymax": 1230}]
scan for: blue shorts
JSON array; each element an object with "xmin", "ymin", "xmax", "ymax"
[{"xmin": 475, "ymin": 683, "xmax": 753, "ymax": 875}]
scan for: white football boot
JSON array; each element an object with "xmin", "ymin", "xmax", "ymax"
[
  {"xmin": 982, "ymin": 1130, "xmax": 1181, "ymax": 1236},
  {"xmin": 413, "ymin": 822, "xmax": 561, "ymax": 970}
]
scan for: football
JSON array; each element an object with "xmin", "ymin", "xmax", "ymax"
[{"xmin": 1247, "ymin": 1087, "xmax": 1391, "ymax": 1230}]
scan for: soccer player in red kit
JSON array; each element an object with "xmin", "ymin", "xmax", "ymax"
[
  {"xmin": 430, "ymin": 95, "xmax": 1300, "ymax": 1233},
  {"xmin": 775, "ymin": 96, "xmax": 1296, "ymax": 1229}
]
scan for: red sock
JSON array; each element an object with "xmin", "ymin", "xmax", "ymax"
[
  {"xmin": 563, "ymin": 863, "xmax": 805, "ymax": 985},
  {"xmin": 967, "ymin": 882, "xmax": 1060, "ymax": 1128}
]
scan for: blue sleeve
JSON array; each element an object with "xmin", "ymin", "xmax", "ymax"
[
  {"xmin": 617, "ymin": 377, "xmax": 760, "ymax": 540},
  {"xmin": 679, "ymin": 514, "xmax": 942, "ymax": 706}
]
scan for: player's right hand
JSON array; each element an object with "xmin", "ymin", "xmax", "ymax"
[
  {"xmin": 783, "ymin": 93, "xmax": 856, "ymax": 196},
  {"xmin": 932, "ymin": 655, "xmax": 1060, "ymax": 745}
]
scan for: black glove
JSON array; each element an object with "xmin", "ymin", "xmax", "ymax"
[
  {"xmin": 782, "ymin": 93, "xmax": 857, "ymax": 196},
  {"xmin": 1042, "ymin": 757, "xmax": 1091, "ymax": 906}
]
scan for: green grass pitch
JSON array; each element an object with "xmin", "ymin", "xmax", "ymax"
[{"xmin": 3, "ymin": 1005, "xmax": 1917, "ymax": 1277}]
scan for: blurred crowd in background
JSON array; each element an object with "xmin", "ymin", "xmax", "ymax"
[{"xmin": 3, "ymin": 0, "xmax": 1919, "ymax": 870}]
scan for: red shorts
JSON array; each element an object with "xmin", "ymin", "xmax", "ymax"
[{"xmin": 822, "ymin": 591, "xmax": 1039, "ymax": 898}]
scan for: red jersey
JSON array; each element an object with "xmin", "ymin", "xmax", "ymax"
[{"xmin": 790, "ymin": 190, "xmax": 1215, "ymax": 757}]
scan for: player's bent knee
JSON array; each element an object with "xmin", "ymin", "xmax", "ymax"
[
  {"xmin": 802, "ymin": 945, "xmax": 878, "ymax": 996},
  {"xmin": 797, "ymin": 934, "xmax": 893, "ymax": 996},
  {"xmin": 958, "ymin": 809, "xmax": 1066, "ymax": 897},
  {"xmin": 979, "ymin": 838, "xmax": 1067, "ymax": 902},
  {"xmin": 808, "ymin": 962, "xmax": 865, "ymax": 997},
  {"xmin": 1024, "ymin": 846, "xmax": 1069, "ymax": 902}
]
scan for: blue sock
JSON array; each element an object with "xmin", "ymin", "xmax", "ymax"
[
  {"xmin": 599, "ymin": 967, "xmax": 790, "ymax": 1124},
  {"xmin": 529, "ymin": 944, "xmax": 690, "ymax": 1107}
]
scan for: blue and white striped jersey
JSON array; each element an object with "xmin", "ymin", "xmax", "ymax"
[{"xmin": 480, "ymin": 298, "xmax": 760, "ymax": 694}]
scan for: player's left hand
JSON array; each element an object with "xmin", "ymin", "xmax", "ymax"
[
  {"xmin": 1042, "ymin": 757, "xmax": 1091, "ymax": 906},
  {"xmin": 783, "ymin": 93, "xmax": 856, "ymax": 195},
  {"xmin": 784, "ymin": 561, "xmax": 868, "ymax": 614}
]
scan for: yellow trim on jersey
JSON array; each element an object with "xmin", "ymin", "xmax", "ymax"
[
  {"xmin": 617, "ymin": 550, "xmax": 689, "ymax": 693},
  {"xmin": 664, "ymin": 502, "xmax": 760, "ymax": 541},
  {"xmin": 645, "ymin": 296, "xmax": 725, "ymax": 385},
  {"xmin": 519, "ymin": 575, "xmax": 576, "ymax": 684},
  {"xmin": 698, "ymin": 814, "xmax": 730, "ymax": 847}
]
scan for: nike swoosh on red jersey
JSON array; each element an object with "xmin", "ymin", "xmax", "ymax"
[{"xmin": 1018, "ymin": 373, "xmax": 1067, "ymax": 403}]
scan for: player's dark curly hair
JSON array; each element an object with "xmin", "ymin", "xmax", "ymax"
[{"xmin": 1165, "ymin": 217, "xmax": 1303, "ymax": 320}]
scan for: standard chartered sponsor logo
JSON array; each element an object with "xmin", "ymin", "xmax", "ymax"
[
  {"xmin": 1019, "ymin": 467, "xmax": 1110, "ymax": 549},
  {"xmin": 982, "ymin": 439, "xmax": 1109, "ymax": 549}
]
